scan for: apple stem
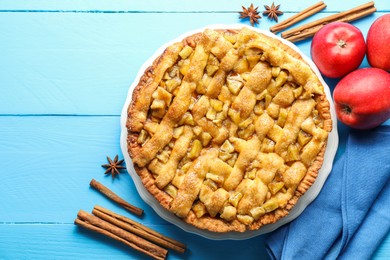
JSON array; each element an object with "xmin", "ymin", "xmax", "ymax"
[{"xmin": 338, "ymin": 40, "xmax": 347, "ymax": 48}]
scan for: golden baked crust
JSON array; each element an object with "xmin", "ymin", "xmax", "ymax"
[{"xmin": 126, "ymin": 28, "xmax": 332, "ymax": 232}]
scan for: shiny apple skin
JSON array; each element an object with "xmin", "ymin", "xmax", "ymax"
[
  {"xmin": 367, "ymin": 14, "xmax": 390, "ymax": 72},
  {"xmin": 333, "ymin": 68, "xmax": 390, "ymax": 129},
  {"xmin": 311, "ymin": 22, "xmax": 366, "ymax": 78}
]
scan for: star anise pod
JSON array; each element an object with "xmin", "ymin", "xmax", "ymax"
[
  {"xmin": 263, "ymin": 2, "xmax": 283, "ymax": 22},
  {"xmin": 239, "ymin": 4, "xmax": 261, "ymax": 27},
  {"xmin": 101, "ymin": 155, "xmax": 126, "ymax": 179}
]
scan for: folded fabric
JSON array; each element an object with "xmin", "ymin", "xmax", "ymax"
[{"xmin": 265, "ymin": 126, "xmax": 390, "ymax": 260}]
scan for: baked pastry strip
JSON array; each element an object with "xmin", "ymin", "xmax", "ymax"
[
  {"xmin": 129, "ymin": 42, "xmax": 184, "ymax": 132},
  {"xmin": 133, "ymin": 33, "xmax": 216, "ymax": 167},
  {"xmin": 155, "ymin": 126, "xmax": 194, "ymax": 189},
  {"xmin": 170, "ymin": 151, "xmax": 214, "ymax": 218}
]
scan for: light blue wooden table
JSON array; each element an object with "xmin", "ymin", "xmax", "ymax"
[{"xmin": 0, "ymin": 0, "xmax": 389, "ymax": 259}]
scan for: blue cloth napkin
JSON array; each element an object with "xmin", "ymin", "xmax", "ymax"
[{"xmin": 265, "ymin": 126, "xmax": 390, "ymax": 260}]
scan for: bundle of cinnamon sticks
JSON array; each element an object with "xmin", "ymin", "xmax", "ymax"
[
  {"xmin": 75, "ymin": 206, "xmax": 186, "ymax": 260},
  {"xmin": 76, "ymin": 179, "xmax": 186, "ymax": 259},
  {"xmin": 271, "ymin": 1, "xmax": 376, "ymax": 42}
]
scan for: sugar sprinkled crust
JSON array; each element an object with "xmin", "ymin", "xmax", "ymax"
[{"xmin": 126, "ymin": 28, "xmax": 332, "ymax": 232}]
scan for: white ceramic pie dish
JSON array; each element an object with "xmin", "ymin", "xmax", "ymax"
[{"xmin": 120, "ymin": 24, "xmax": 339, "ymax": 240}]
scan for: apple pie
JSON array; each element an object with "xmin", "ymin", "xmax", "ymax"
[{"xmin": 126, "ymin": 27, "xmax": 332, "ymax": 232}]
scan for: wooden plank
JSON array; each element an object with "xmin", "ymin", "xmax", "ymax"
[
  {"xmin": 0, "ymin": 116, "xmax": 167, "ymax": 224},
  {"xmin": 0, "ymin": 223, "xmax": 388, "ymax": 259},
  {"xmin": 0, "ymin": 12, "xmax": 384, "ymax": 115},
  {"xmin": 0, "ymin": 224, "xmax": 270, "ymax": 259},
  {"xmin": 375, "ymin": 234, "xmax": 390, "ymax": 260},
  {"xmin": 0, "ymin": 0, "xmax": 389, "ymax": 12}
]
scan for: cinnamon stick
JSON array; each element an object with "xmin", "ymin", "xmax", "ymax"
[
  {"xmin": 93, "ymin": 205, "xmax": 186, "ymax": 253},
  {"xmin": 270, "ymin": 1, "xmax": 327, "ymax": 33},
  {"xmin": 75, "ymin": 210, "xmax": 167, "ymax": 260},
  {"xmin": 282, "ymin": 1, "xmax": 376, "ymax": 42},
  {"xmin": 90, "ymin": 179, "xmax": 143, "ymax": 216}
]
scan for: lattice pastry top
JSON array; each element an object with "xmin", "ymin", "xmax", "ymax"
[{"xmin": 127, "ymin": 27, "xmax": 332, "ymax": 232}]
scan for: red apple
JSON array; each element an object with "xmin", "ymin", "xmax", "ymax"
[
  {"xmin": 311, "ymin": 22, "xmax": 366, "ymax": 78},
  {"xmin": 367, "ymin": 14, "xmax": 390, "ymax": 71},
  {"xmin": 333, "ymin": 68, "xmax": 390, "ymax": 129}
]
